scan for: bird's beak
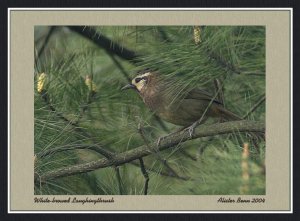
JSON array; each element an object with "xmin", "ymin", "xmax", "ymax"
[{"xmin": 121, "ymin": 83, "xmax": 136, "ymax": 91}]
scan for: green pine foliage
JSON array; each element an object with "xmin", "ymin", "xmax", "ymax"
[{"xmin": 34, "ymin": 26, "xmax": 265, "ymax": 195}]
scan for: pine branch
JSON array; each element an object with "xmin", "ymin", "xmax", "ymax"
[
  {"xmin": 39, "ymin": 90, "xmax": 114, "ymax": 159},
  {"xmin": 40, "ymin": 91, "xmax": 78, "ymax": 127},
  {"xmin": 36, "ymin": 144, "xmax": 189, "ymax": 181},
  {"xmin": 35, "ymin": 120, "xmax": 265, "ymax": 183},
  {"xmin": 67, "ymin": 26, "xmax": 142, "ymax": 64}
]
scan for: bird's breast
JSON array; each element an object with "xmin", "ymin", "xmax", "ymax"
[{"xmin": 142, "ymin": 91, "xmax": 190, "ymax": 126}]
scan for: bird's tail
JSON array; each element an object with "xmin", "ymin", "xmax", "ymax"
[{"xmin": 217, "ymin": 106, "xmax": 242, "ymax": 121}]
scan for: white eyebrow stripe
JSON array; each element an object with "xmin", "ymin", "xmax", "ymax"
[{"xmin": 138, "ymin": 72, "xmax": 151, "ymax": 78}]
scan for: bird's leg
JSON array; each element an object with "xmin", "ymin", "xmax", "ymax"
[
  {"xmin": 156, "ymin": 136, "xmax": 163, "ymax": 147},
  {"xmin": 187, "ymin": 121, "xmax": 199, "ymax": 138},
  {"xmin": 157, "ymin": 124, "xmax": 197, "ymax": 146},
  {"xmin": 187, "ymin": 115, "xmax": 207, "ymax": 138},
  {"xmin": 156, "ymin": 126, "xmax": 187, "ymax": 147},
  {"xmin": 156, "ymin": 135, "xmax": 170, "ymax": 147}
]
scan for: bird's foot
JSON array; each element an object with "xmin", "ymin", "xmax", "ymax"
[
  {"xmin": 187, "ymin": 121, "xmax": 199, "ymax": 138},
  {"xmin": 156, "ymin": 136, "xmax": 165, "ymax": 147}
]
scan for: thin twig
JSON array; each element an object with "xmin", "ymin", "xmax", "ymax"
[
  {"xmin": 214, "ymin": 78, "xmax": 225, "ymax": 105},
  {"xmin": 242, "ymin": 71, "xmax": 265, "ymax": 76},
  {"xmin": 114, "ymin": 167, "xmax": 124, "ymax": 195},
  {"xmin": 40, "ymin": 91, "xmax": 77, "ymax": 127},
  {"xmin": 243, "ymin": 95, "xmax": 266, "ymax": 119},
  {"xmin": 73, "ymin": 83, "xmax": 95, "ymax": 125},
  {"xmin": 138, "ymin": 158, "xmax": 149, "ymax": 195},
  {"xmin": 190, "ymin": 78, "xmax": 226, "ymax": 131},
  {"xmin": 205, "ymin": 47, "xmax": 241, "ymax": 75},
  {"xmin": 130, "ymin": 161, "xmax": 189, "ymax": 181},
  {"xmin": 214, "ymin": 78, "xmax": 226, "ymax": 123},
  {"xmin": 137, "ymin": 122, "xmax": 182, "ymax": 179},
  {"xmin": 179, "ymin": 149, "xmax": 197, "ymax": 161}
]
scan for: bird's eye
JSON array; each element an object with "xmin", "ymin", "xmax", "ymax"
[
  {"xmin": 135, "ymin": 77, "xmax": 148, "ymax": 84},
  {"xmin": 135, "ymin": 77, "xmax": 142, "ymax": 83}
]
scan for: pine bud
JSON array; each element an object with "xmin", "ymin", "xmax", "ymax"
[
  {"xmin": 37, "ymin": 72, "xmax": 47, "ymax": 93},
  {"xmin": 193, "ymin": 26, "xmax": 201, "ymax": 44},
  {"xmin": 240, "ymin": 143, "xmax": 250, "ymax": 194},
  {"xmin": 85, "ymin": 75, "xmax": 97, "ymax": 93}
]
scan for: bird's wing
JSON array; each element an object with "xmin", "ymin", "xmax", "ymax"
[{"xmin": 185, "ymin": 88, "xmax": 223, "ymax": 105}]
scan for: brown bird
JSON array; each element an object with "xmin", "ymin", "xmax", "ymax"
[{"xmin": 121, "ymin": 69, "xmax": 243, "ymax": 133}]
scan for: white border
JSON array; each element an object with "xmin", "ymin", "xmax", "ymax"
[
  {"xmin": 290, "ymin": 6, "xmax": 294, "ymax": 214},
  {"xmin": 8, "ymin": 6, "xmax": 11, "ymax": 215},
  {"xmin": 7, "ymin": 7, "xmax": 293, "ymax": 214},
  {"xmin": 6, "ymin": 7, "xmax": 294, "ymax": 10}
]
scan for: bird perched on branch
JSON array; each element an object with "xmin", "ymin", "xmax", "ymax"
[{"xmin": 121, "ymin": 69, "xmax": 245, "ymax": 137}]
